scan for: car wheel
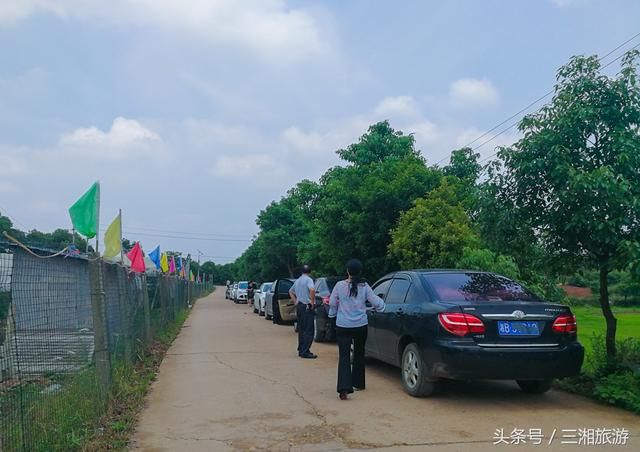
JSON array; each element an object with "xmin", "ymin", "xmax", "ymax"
[
  {"xmin": 516, "ymin": 379, "xmax": 553, "ymax": 394},
  {"xmin": 253, "ymin": 304, "xmax": 259, "ymax": 314},
  {"xmin": 314, "ymin": 317, "xmax": 326, "ymax": 342},
  {"xmin": 265, "ymin": 311, "xmax": 272, "ymax": 320},
  {"xmin": 272, "ymin": 301, "xmax": 282, "ymax": 324},
  {"xmin": 401, "ymin": 343, "xmax": 435, "ymax": 397}
]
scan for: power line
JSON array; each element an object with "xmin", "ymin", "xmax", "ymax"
[
  {"xmin": 98, "ymin": 229, "xmax": 252, "ymax": 242},
  {"xmin": 434, "ymin": 31, "xmax": 640, "ymax": 167},
  {"xmin": 476, "ymin": 39, "xmax": 640, "ymax": 166},
  {"xmin": 122, "ymin": 225, "xmax": 251, "ymax": 238}
]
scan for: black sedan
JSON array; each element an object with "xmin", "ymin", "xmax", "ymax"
[
  {"xmin": 364, "ymin": 270, "xmax": 584, "ymax": 397},
  {"xmin": 313, "ymin": 276, "xmax": 342, "ymax": 342}
]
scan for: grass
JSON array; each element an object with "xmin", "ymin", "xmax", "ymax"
[
  {"xmin": 0, "ymin": 369, "xmax": 107, "ymax": 451},
  {"xmin": 82, "ymin": 309, "xmax": 191, "ymax": 451},
  {"xmin": 571, "ymin": 306, "xmax": 640, "ymax": 357},
  {"xmin": 0, "ymin": 288, "xmax": 212, "ymax": 452}
]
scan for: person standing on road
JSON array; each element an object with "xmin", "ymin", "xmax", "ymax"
[
  {"xmin": 328, "ymin": 259, "xmax": 385, "ymax": 400},
  {"xmin": 289, "ymin": 265, "xmax": 317, "ymax": 359}
]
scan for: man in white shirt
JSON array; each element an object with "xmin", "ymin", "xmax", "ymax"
[{"xmin": 289, "ymin": 265, "xmax": 317, "ymax": 359}]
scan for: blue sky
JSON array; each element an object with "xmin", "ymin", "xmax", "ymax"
[{"xmin": 1, "ymin": 0, "xmax": 639, "ymax": 263}]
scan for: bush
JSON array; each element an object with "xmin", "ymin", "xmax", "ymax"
[{"xmin": 559, "ymin": 335, "xmax": 640, "ymax": 414}]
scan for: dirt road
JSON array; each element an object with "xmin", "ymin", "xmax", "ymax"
[{"xmin": 132, "ymin": 289, "xmax": 638, "ymax": 451}]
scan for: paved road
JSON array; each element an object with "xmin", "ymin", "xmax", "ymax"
[{"xmin": 132, "ymin": 288, "xmax": 639, "ymax": 451}]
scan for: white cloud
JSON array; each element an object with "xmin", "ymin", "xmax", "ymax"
[
  {"xmin": 212, "ymin": 153, "xmax": 286, "ymax": 182},
  {"xmin": 551, "ymin": 0, "xmax": 586, "ymax": 7},
  {"xmin": 182, "ymin": 119, "xmax": 256, "ymax": 149},
  {"xmin": 0, "ymin": 0, "xmax": 329, "ymax": 64},
  {"xmin": 59, "ymin": 117, "xmax": 161, "ymax": 160},
  {"xmin": 282, "ymin": 117, "xmax": 370, "ymax": 157},
  {"xmin": 405, "ymin": 120, "xmax": 440, "ymax": 145},
  {"xmin": 374, "ymin": 96, "xmax": 420, "ymax": 119},
  {"xmin": 450, "ymin": 78, "xmax": 499, "ymax": 108},
  {"xmin": 0, "ymin": 146, "xmax": 28, "ymax": 176}
]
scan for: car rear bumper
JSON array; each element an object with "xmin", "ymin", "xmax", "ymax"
[{"xmin": 427, "ymin": 341, "xmax": 584, "ymax": 380}]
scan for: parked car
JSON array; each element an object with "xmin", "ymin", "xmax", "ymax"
[
  {"xmin": 234, "ymin": 281, "xmax": 249, "ymax": 304},
  {"xmin": 253, "ymin": 282, "xmax": 272, "ymax": 315},
  {"xmin": 364, "ymin": 270, "xmax": 584, "ymax": 397},
  {"xmin": 313, "ymin": 276, "xmax": 342, "ymax": 342},
  {"xmin": 264, "ymin": 278, "xmax": 296, "ymax": 324},
  {"xmin": 231, "ymin": 282, "xmax": 238, "ymax": 301}
]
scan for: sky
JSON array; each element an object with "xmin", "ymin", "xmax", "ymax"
[{"xmin": 0, "ymin": 0, "xmax": 639, "ymax": 263}]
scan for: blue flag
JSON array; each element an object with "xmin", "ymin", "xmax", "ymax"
[
  {"xmin": 177, "ymin": 255, "xmax": 183, "ymax": 272},
  {"xmin": 149, "ymin": 246, "xmax": 161, "ymax": 269}
]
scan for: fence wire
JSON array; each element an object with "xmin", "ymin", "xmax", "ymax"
[{"xmin": 0, "ymin": 243, "xmax": 212, "ymax": 451}]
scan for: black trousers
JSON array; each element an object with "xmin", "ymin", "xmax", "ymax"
[
  {"xmin": 336, "ymin": 325, "xmax": 368, "ymax": 393},
  {"xmin": 296, "ymin": 303, "xmax": 315, "ymax": 356}
]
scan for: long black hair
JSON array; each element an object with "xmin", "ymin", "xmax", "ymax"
[{"xmin": 347, "ymin": 259, "xmax": 363, "ymax": 297}]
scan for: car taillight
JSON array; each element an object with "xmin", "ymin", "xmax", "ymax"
[
  {"xmin": 552, "ymin": 314, "xmax": 577, "ymax": 334},
  {"xmin": 322, "ymin": 296, "xmax": 330, "ymax": 305},
  {"xmin": 438, "ymin": 313, "xmax": 485, "ymax": 337}
]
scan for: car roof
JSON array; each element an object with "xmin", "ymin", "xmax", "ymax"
[{"xmin": 375, "ymin": 269, "xmax": 493, "ymax": 281}]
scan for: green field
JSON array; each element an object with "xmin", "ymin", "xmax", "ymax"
[{"xmin": 571, "ymin": 306, "xmax": 640, "ymax": 357}]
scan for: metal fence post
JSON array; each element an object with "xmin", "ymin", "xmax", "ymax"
[
  {"xmin": 159, "ymin": 275, "xmax": 168, "ymax": 323},
  {"xmin": 142, "ymin": 275, "xmax": 152, "ymax": 344},
  {"xmin": 89, "ymin": 257, "xmax": 111, "ymax": 394},
  {"xmin": 116, "ymin": 267, "xmax": 132, "ymax": 364}
]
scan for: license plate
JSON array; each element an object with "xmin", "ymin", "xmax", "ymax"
[{"xmin": 497, "ymin": 321, "xmax": 540, "ymax": 336}]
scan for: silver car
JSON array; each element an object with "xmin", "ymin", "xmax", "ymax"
[
  {"xmin": 234, "ymin": 281, "xmax": 249, "ymax": 304},
  {"xmin": 253, "ymin": 282, "xmax": 272, "ymax": 315}
]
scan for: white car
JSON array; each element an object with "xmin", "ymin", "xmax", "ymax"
[
  {"xmin": 234, "ymin": 281, "xmax": 249, "ymax": 304},
  {"xmin": 253, "ymin": 282, "xmax": 272, "ymax": 315}
]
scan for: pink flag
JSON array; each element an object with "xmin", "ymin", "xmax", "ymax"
[
  {"xmin": 126, "ymin": 242, "xmax": 146, "ymax": 273},
  {"xmin": 169, "ymin": 255, "xmax": 176, "ymax": 274}
]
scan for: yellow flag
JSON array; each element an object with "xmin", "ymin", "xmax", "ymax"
[
  {"xmin": 103, "ymin": 213, "xmax": 121, "ymax": 259},
  {"xmin": 160, "ymin": 253, "xmax": 169, "ymax": 272}
]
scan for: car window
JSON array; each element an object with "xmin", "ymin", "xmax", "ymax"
[
  {"xmin": 372, "ymin": 279, "xmax": 392, "ymax": 300},
  {"xmin": 326, "ymin": 278, "xmax": 340, "ymax": 292},
  {"xmin": 386, "ymin": 278, "xmax": 411, "ymax": 304},
  {"xmin": 422, "ymin": 272, "xmax": 540, "ymax": 302},
  {"xmin": 278, "ymin": 280, "xmax": 293, "ymax": 295},
  {"xmin": 315, "ymin": 279, "xmax": 329, "ymax": 295},
  {"xmin": 239, "ymin": 282, "xmax": 248, "ymax": 289}
]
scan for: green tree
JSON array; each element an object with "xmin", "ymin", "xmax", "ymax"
[
  {"xmin": 457, "ymin": 247, "xmax": 520, "ymax": 280},
  {"xmin": 389, "ymin": 179, "xmax": 478, "ymax": 269},
  {"xmin": 257, "ymin": 196, "xmax": 309, "ymax": 278},
  {"xmin": 309, "ymin": 129, "xmax": 441, "ymax": 278},
  {"xmin": 443, "ymin": 147, "xmax": 481, "ymax": 183},
  {"xmin": 337, "ymin": 120, "xmax": 419, "ymax": 165},
  {"xmin": 493, "ymin": 51, "xmax": 640, "ymax": 358}
]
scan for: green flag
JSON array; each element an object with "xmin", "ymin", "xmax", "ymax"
[{"xmin": 68, "ymin": 181, "xmax": 100, "ymax": 239}]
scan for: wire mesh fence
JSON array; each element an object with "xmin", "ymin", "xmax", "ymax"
[{"xmin": 0, "ymin": 243, "xmax": 213, "ymax": 451}]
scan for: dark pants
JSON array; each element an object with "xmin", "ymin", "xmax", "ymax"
[
  {"xmin": 296, "ymin": 303, "xmax": 315, "ymax": 356},
  {"xmin": 336, "ymin": 325, "xmax": 368, "ymax": 393}
]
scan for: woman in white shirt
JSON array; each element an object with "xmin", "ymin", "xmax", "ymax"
[{"xmin": 328, "ymin": 259, "xmax": 385, "ymax": 400}]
